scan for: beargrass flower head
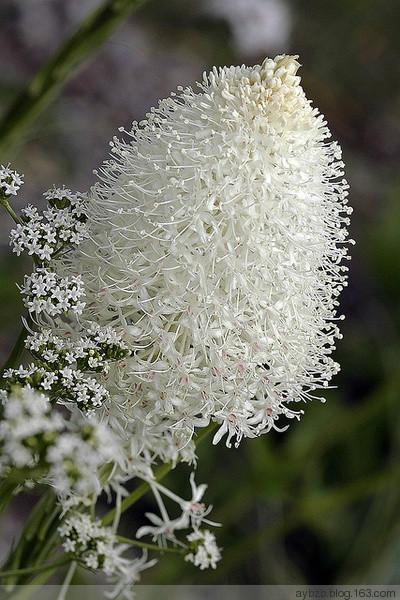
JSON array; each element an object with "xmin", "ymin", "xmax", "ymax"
[{"xmin": 55, "ymin": 54, "xmax": 352, "ymax": 450}]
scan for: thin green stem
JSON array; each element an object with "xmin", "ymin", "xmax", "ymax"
[
  {"xmin": 0, "ymin": 467, "xmax": 47, "ymax": 514},
  {"xmin": 0, "ymin": 557, "xmax": 69, "ymax": 578},
  {"xmin": 0, "ymin": 317, "xmax": 31, "ymax": 378},
  {"xmin": 102, "ymin": 462, "xmax": 171, "ymax": 526},
  {"xmin": 0, "ymin": 0, "xmax": 148, "ymax": 159},
  {"xmin": 5, "ymin": 567, "xmax": 62, "ymax": 600},
  {"xmin": 0, "ymin": 197, "xmax": 22, "ymax": 224},
  {"xmin": 117, "ymin": 536, "xmax": 185, "ymax": 554},
  {"xmin": 57, "ymin": 561, "xmax": 77, "ymax": 600}
]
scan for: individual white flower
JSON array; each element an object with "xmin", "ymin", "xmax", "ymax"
[
  {"xmin": 54, "ymin": 54, "xmax": 351, "ymax": 450},
  {"xmin": 0, "ymin": 164, "xmax": 24, "ymax": 196},
  {"xmin": 185, "ymin": 529, "xmax": 221, "ymax": 570}
]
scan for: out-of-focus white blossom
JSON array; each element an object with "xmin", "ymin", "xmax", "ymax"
[
  {"xmin": 0, "ymin": 385, "xmax": 122, "ymax": 497},
  {"xmin": 46, "ymin": 421, "xmax": 122, "ymax": 497},
  {"xmin": 0, "ymin": 164, "xmax": 24, "ymax": 197},
  {"xmin": 185, "ymin": 529, "xmax": 221, "ymax": 570},
  {"xmin": 206, "ymin": 0, "xmax": 291, "ymax": 56},
  {"xmin": 0, "ymin": 386, "xmax": 63, "ymax": 472},
  {"xmin": 20, "ymin": 267, "xmax": 86, "ymax": 317},
  {"xmin": 56, "ymin": 54, "xmax": 351, "ymax": 451},
  {"xmin": 59, "ymin": 512, "xmax": 156, "ymax": 598}
]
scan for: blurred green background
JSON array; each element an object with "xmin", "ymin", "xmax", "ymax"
[{"xmin": 1, "ymin": 0, "xmax": 400, "ymax": 587}]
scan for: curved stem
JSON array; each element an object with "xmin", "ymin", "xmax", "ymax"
[
  {"xmin": 117, "ymin": 536, "xmax": 184, "ymax": 554},
  {"xmin": 0, "ymin": 196, "xmax": 22, "ymax": 224},
  {"xmin": 0, "ymin": 0, "xmax": 148, "ymax": 159},
  {"xmin": 0, "ymin": 557, "xmax": 69, "ymax": 578},
  {"xmin": 56, "ymin": 561, "xmax": 76, "ymax": 600},
  {"xmin": 102, "ymin": 462, "xmax": 171, "ymax": 527},
  {"xmin": 0, "ymin": 318, "xmax": 30, "ymax": 378}
]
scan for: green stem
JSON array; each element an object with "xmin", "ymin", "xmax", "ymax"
[
  {"xmin": 0, "ymin": 557, "xmax": 69, "ymax": 578},
  {"xmin": 0, "ymin": 478, "xmax": 20, "ymax": 512},
  {"xmin": 1, "ymin": 490, "xmax": 57, "ymax": 590},
  {"xmin": 5, "ymin": 567, "xmax": 62, "ymax": 600},
  {"xmin": 0, "ymin": 196, "xmax": 22, "ymax": 224},
  {"xmin": 0, "ymin": 0, "xmax": 148, "ymax": 159},
  {"xmin": 0, "ymin": 317, "xmax": 31, "ymax": 379},
  {"xmin": 32, "ymin": 522, "xmax": 61, "ymax": 566},
  {"xmin": 57, "ymin": 561, "xmax": 77, "ymax": 600},
  {"xmin": 102, "ymin": 422, "xmax": 217, "ymax": 526},
  {"xmin": 117, "ymin": 535, "xmax": 185, "ymax": 554},
  {"xmin": 0, "ymin": 467, "xmax": 47, "ymax": 514},
  {"xmin": 102, "ymin": 462, "xmax": 171, "ymax": 527}
]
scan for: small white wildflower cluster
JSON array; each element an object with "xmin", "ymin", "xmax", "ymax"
[
  {"xmin": 0, "ymin": 386, "xmax": 119, "ymax": 497},
  {"xmin": 10, "ymin": 189, "xmax": 88, "ymax": 263},
  {"xmin": 185, "ymin": 529, "xmax": 221, "ymax": 570},
  {"xmin": 57, "ymin": 54, "xmax": 351, "ymax": 452},
  {"xmin": 3, "ymin": 180, "xmax": 126, "ymax": 413},
  {"xmin": 20, "ymin": 268, "xmax": 86, "ymax": 317},
  {"xmin": 3, "ymin": 326, "xmax": 130, "ymax": 412},
  {"xmin": 3, "ymin": 364, "xmax": 109, "ymax": 413},
  {"xmin": 26, "ymin": 325, "xmax": 130, "ymax": 373},
  {"xmin": 0, "ymin": 164, "xmax": 23, "ymax": 197},
  {"xmin": 59, "ymin": 512, "xmax": 155, "ymax": 598}
]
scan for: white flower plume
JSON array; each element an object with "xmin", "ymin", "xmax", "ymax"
[{"xmin": 56, "ymin": 54, "xmax": 352, "ymax": 450}]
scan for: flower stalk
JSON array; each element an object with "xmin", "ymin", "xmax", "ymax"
[{"xmin": 0, "ymin": 0, "xmax": 149, "ymax": 159}]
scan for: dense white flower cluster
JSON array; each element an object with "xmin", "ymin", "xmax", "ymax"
[
  {"xmin": 26, "ymin": 325, "xmax": 130, "ymax": 374},
  {"xmin": 0, "ymin": 386, "xmax": 119, "ymax": 496},
  {"xmin": 3, "ymin": 364, "xmax": 109, "ymax": 412},
  {"xmin": 10, "ymin": 189, "xmax": 88, "ymax": 263},
  {"xmin": 57, "ymin": 54, "xmax": 351, "ymax": 451},
  {"xmin": 185, "ymin": 529, "xmax": 221, "ymax": 570},
  {"xmin": 0, "ymin": 164, "xmax": 23, "ymax": 197},
  {"xmin": 20, "ymin": 268, "xmax": 85, "ymax": 317},
  {"xmin": 59, "ymin": 512, "xmax": 156, "ymax": 598}
]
